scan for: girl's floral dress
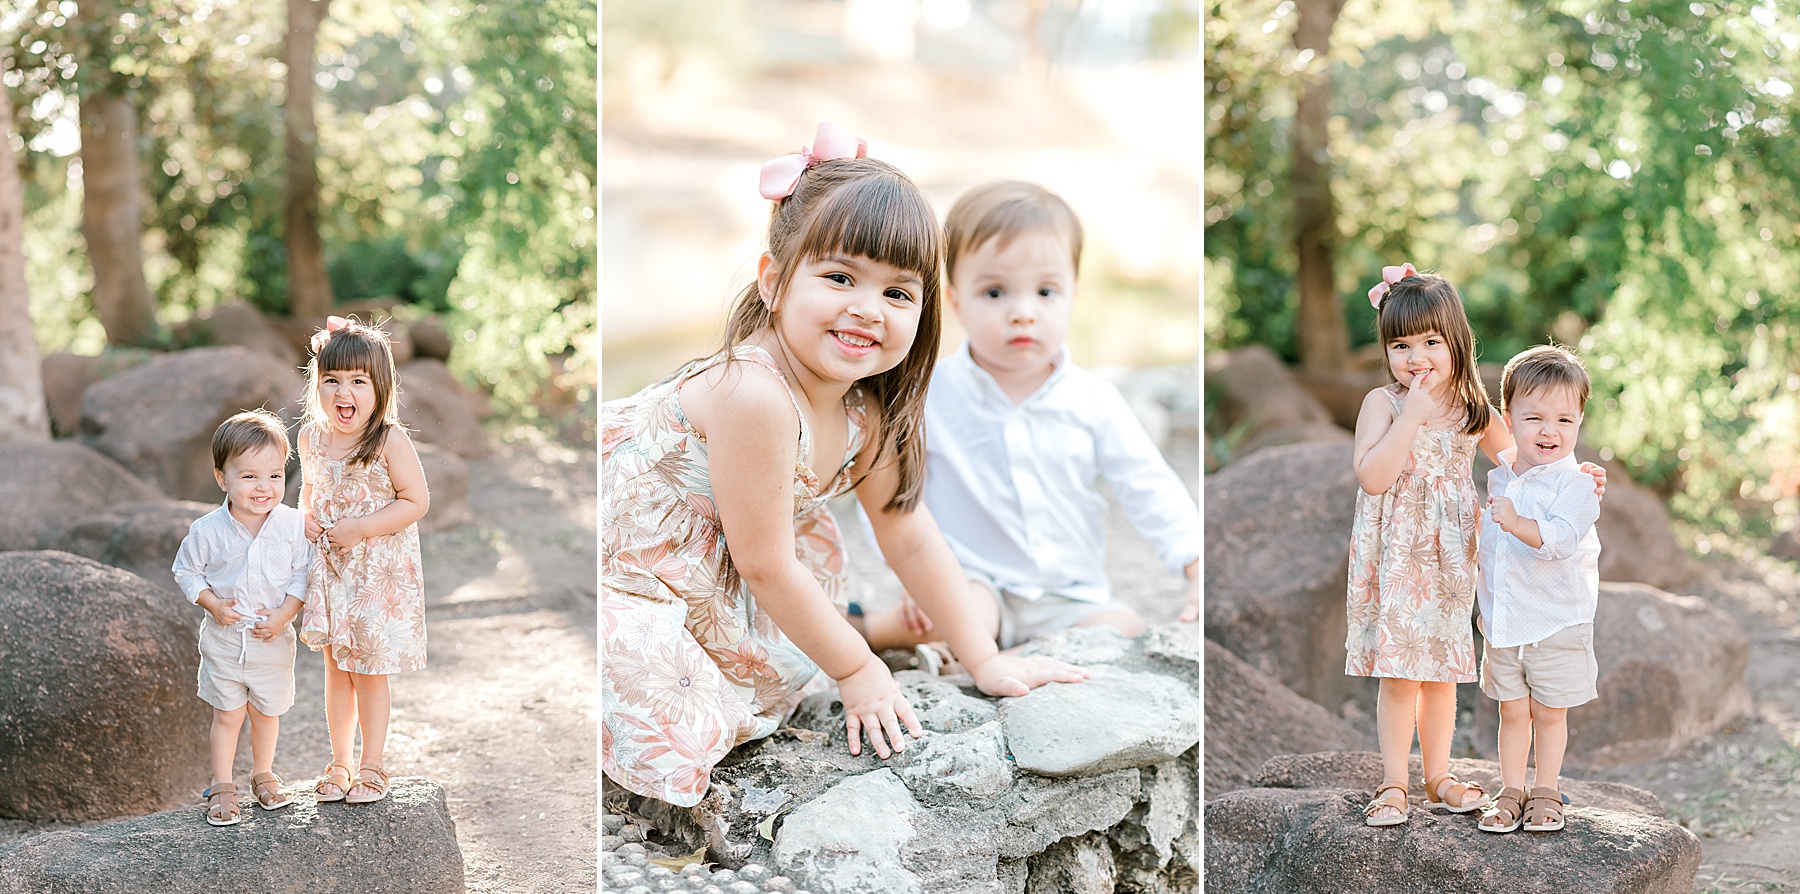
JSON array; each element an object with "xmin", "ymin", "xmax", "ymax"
[
  {"xmin": 299, "ymin": 425, "xmax": 428, "ymax": 675},
  {"xmin": 601, "ymin": 346, "xmax": 867, "ymax": 807},
  {"xmin": 1345, "ymin": 384, "xmax": 1479, "ymax": 683}
]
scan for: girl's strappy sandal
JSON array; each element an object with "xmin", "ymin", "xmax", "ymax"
[
  {"xmin": 1522, "ymin": 786, "xmax": 1567, "ymax": 832},
  {"xmin": 251, "ymin": 771, "xmax": 292, "ymax": 810},
  {"xmin": 202, "ymin": 782, "xmax": 242, "ymax": 826},
  {"xmin": 345, "ymin": 764, "xmax": 391, "ymax": 804},
  {"xmin": 315, "ymin": 760, "xmax": 354, "ymax": 802},
  {"xmin": 1479, "ymin": 786, "xmax": 1526, "ymax": 833},
  {"xmin": 1363, "ymin": 780, "xmax": 1410, "ymax": 827},
  {"xmin": 1424, "ymin": 772, "xmax": 1487, "ymax": 813}
]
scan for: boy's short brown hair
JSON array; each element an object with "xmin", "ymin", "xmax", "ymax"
[
  {"xmin": 1501, "ymin": 345, "xmax": 1592, "ymax": 413},
  {"xmin": 943, "ymin": 180, "xmax": 1082, "ymax": 281},
  {"xmin": 212, "ymin": 410, "xmax": 291, "ymax": 470}
]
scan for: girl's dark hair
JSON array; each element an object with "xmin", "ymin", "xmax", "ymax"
[
  {"xmin": 721, "ymin": 156, "xmax": 942, "ymax": 513},
  {"xmin": 1376, "ymin": 273, "xmax": 1490, "ymax": 436},
  {"xmin": 304, "ymin": 319, "xmax": 403, "ymax": 466}
]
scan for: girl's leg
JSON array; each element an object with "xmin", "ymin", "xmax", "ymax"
[
  {"xmin": 1417, "ymin": 681, "xmax": 1479, "ymax": 807},
  {"xmin": 210, "ymin": 705, "xmax": 247, "ymax": 784},
  {"xmin": 1528, "ymin": 699, "xmax": 1570, "ymax": 791},
  {"xmin": 323, "ymin": 657, "xmax": 359, "ymax": 771},
  {"xmin": 1374, "ymin": 677, "xmax": 1423, "ymax": 820},
  {"xmin": 246, "ymin": 705, "xmax": 279, "ymax": 776},
  {"xmin": 348, "ymin": 671, "xmax": 392, "ymax": 797},
  {"xmin": 1495, "ymin": 697, "xmax": 1532, "ymax": 792}
]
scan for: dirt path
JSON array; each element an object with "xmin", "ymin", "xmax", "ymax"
[
  {"xmin": 282, "ymin": 440, "xmax": 598, "ymax": 893},
  {"xmin": 1583, "ymin": 545, "xmax": 1800, "ymax": 893}
]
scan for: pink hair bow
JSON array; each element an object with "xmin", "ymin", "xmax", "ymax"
[
  {"xmin": 1367, "ymin": 263, "xmax": 1418, "ymax": 309},
  {"xmin": 309, "ymin": 315, "xmax": 350, "ymax": 353},
  {"xmin": 758, "ymin": 123, "xmax": 869, "ymax": 201}
]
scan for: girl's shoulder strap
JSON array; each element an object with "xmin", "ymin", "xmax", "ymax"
[
  {"xmin": 1378, "ymin": 382, "xmax": 1404, "ymax": 412},
  {"xmin": 679, "ymin": 345, "xmax": 809, "ymax": 452}
]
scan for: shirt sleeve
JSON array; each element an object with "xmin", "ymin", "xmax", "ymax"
[
  {"xmin": 287, "ymin": 533, "xmax": 312, "ymax": 602},
  {"xmin": 1091, "ymin": 380, "xmax": 1201, "ymax": 576},
  {"xmin": 1527, "ymin": 474, "xmax": 1602, "ymax": 561},
  {"xmin": 171, "ymin": 524, "xmax": 212, "ymax": 604}
]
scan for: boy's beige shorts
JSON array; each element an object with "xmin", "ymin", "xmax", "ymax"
[
  {"xmin": 1479, "ymin": 622, "xmax": 1597, "ymax": 709},
  {"xmin": 196, "ymin": 618, "xmax": 297, "ymax": 716}
]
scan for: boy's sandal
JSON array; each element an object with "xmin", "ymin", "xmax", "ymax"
[
  {"xmin": 1363, "ymin": 781, "xmax": 1410, "ymax": 827},
  {"xmin": 251, "ymin": 771, "xmax": 292, "ymax": 810},
  {"xmin": 1522, "ymin": 786, "xmax": 1566, "ymax": 831},
  {"xmin": 1424, "ymin": 772, "xmax": 1487, "ymax": 813},
  {"xmin": 202, "ymin": 782, "xmax": 241, "ymax": 826},
  {"xmin": 1478, "ymin": 786, "xmax": 1526, "ymax": 833},
  {"xmin": 315, "ymin": 760, "xmax": 354, "ymax": 802},
  {"xmin": 345, "ymin": 764, "xmax": 391, "ymax": 804},
  {"xmin": 914, "ymin": 641, "xmax": 966, "ymax": 677}
]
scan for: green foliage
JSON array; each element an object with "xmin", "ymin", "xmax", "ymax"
[{"xmin": 1208, "ymin": 0, "xmax": 1800, "ymax": 533}]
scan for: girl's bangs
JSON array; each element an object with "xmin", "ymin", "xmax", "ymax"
[
  {"xmin": 316, "ymin": 331, "xmax": 389, "ymax": 375},
  {"xmin": 1377, "ymin": 289, "xmax": 1464, "ymax": 344},
  {"xmin": 794, "ymin": 170, "xmax": 940, "ymax": 288}
]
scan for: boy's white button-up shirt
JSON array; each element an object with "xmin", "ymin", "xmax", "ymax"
[
  {"xmin": 171, "ymin": 502, "xmax": 310, "ymax": 615},
  {"xmin": 921, "ymin": 342, "xmax": 1201, "ymax": 604},
  {"xmin": 1476, "ymin": 450, "xmax": 1601, "ymax": 648}
]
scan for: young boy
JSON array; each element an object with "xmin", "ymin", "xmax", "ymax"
[
  {"xmin": 171, "ymin": 410, "xmax": 311, "ymax": 826},
  {"xmin": 859, "ymin": 180, "xmax": 1200, "ymax": 659},
  {"xmin": 1475, "ymin": 345, "xmax": 1603, "ymax": 834}
]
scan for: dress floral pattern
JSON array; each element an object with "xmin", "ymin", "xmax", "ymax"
[
  {"xmin": 299, "ymin": 425, "xmax": 428, "ymax": 675},
  {"xmin": 601, "ymin": 346, "xmax": 867, "ymax": 807},
  {"xmin": 1345, "ymin": 384, "xmax": 1480, "ymax": 683}
]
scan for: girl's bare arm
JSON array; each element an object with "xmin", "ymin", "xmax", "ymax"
[
  {"xmin": 1352, "ymin": 389, "xmax": 1419, "ymax": 495},
  {"xmin": 337, "ymin": 428, "xmax": 431, "ymax": 542}
]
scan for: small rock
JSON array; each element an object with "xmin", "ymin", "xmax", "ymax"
[
  {"xmin": 601, "ymin": 835, "xmax": 623, "ymax": 851},
  {"xmin": 725, "ymin": 882, "xmax": 760, "ymax": 894},
  {"xmin": 602, "ymin": 814, "xmax": 627, "ymax": 835},
  {"xmin": 622, "ymin": 886, "xmax": 653, "ymax": 894},
  {"xmin": 621, "ymin": 824, "xmax": 647, "ymax": 843},
  {"xmin": 680, "ymin": 862, "xmax": 709, "ymax": 876},
  {"xmin": 647, "ymin": 864, "xmax": 674, "ymax": 879},
  {"xmin": 763, "ymin": 877, "xmax": 797, "ymax": 893},
  {"xmin": 710, "ymin": 869, "xmax": 736, "ymax": 883},
  {"xmin": 607, "ymin": 867, "xmax": 646, "ymax": 886},
  {"xmin": 699, "ymin": 886, "xmax": 725, "ymax": 894},
  {"xmin": 619, "ymin": 844, "xmax": 647, "ymax": 860},
  {"xmin": 736, "ymin": 863, "xmax": 769, "ymax": 882},
  {"xmin": 772, "ymin": 769, "xmax": 925, "ymax": 894}
]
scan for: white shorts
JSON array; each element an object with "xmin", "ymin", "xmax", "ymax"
[
  {"xmin": 196, "ymin": 617, "xmax": 297, "ymax": 715},
  {"xmin": 966, "ymin": 570, "xmax": 1117, "ymax": 650}
]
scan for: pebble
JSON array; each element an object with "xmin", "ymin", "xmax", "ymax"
[
  {"xmin": 737, "ymin": 864, "xmax": 770, "ymax": 882},
  {"xmin": 603, "ymin": 814, "xmax": 627, "ymax": 834},
  {"xmin": 725, "ymin": 882, "xmax": 760, "ymax": 894},
  {"xmin": 606, "ymin": 867, "xmax": 646, "ymax": 886},
  {"xmin": 601, "ymin": 835, "xmax": 623, "ymax": 851},
  {"xmin": 680, "ymin": 862, "xmax": 709, "ymax": 877},
  {"xmin": 619, "ymin": 845, "xmax": 647, "ymax": 862},
  {"xmin": 698, "ymin": 886, "xmax": 726, "ymax": 894},
  {"xmin": 763, "ymin": 877, "xmax": 796, "ymax": 893},
  {"xmin": 620, "ymin": 823, "xmax": 648, "ymax": 842},
  {"xmin": 647, "ymin": 865, "xmax": 674, "ymax": 880},
  {"xmin": 711, "ymin": 869, "xmax": 737, "ymax": 883},
  {"xmin": 621, "ymin": 887, "xmax": 653, "ymax": 894}
]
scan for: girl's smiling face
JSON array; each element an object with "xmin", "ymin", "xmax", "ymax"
[
  {"xmin": 1386, "ymin": 329, "xmax": 1455, "ymax": 394},
  {"xmin": 318, "ymin": 368, "xmax": 377, "ymax": 435},
  {"xmin": 763, "ymin": 252, "xmax": 923, "ymax": 387}
]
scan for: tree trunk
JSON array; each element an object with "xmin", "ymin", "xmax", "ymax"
[
  {"xmin": 79, "ymin": 89, "xmax": 159, "ymax": 348},
  {"xmin": 1291, "ymin": 0, "xmax": 1349, "ymax": 372},
  {"xmin": 0, "ymin": 53, "xmax": 50, "ymax": 442},
  {"xmin": 285, "ymin": 0, "xmax": 334, "ymax": 320}
]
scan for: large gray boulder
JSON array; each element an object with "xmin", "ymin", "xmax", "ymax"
[
  {"xmin": 81, "ymin": 346, "xmax": 304, "ymax": 502},
  {"xmin": 38, "ymin": 500, "xmax": 213, "ymax": 595},
  {"xmin": 0, "ymin": 552, "xmax": 208, "ymax": 821},
  {"xmin": 1589, "ymin": 463, "xmax": 1692, "ymax": 590},
  {"xmin": 170, "ymin": 301, "xmax": 301, "ymax": 369},
  {"xmin": 1204, "ymin": 441, "xmax": 1363, "ymax": 714},
  {"xmin": 0, "ymin": 442, "xmax": 163, "ymax": 551},
  {"xmin": 398, "ymin": 360, "xmax": 489, "ymax": 458},
  {"xmin": 1471, "ymin": 582, "xmax": 1749, "ymax": 767},
  {"xmin": 1248, "ymin": 752, "xmax": 1669, "ymax": 817},
  {"xmin": 39, "ymin": 350, "xmax": 153, "ymax": 438},
  {"xmin": 1205, "ymin": 752, "xmax": 1699, "ymax": 894},
  {"xmin": 0, "ymin": 777, "xmax": 464, "ymax": 894},
  {"xmin": 1205, "ymin": 345, "xmax": 1346, "ymax": 461},
  {"xmin": 416, "ymin": 443, "xmax": 472, "ymax": 532},
  {"xmin": 1204, "ymin": 639, "xmax": 1368, "ymax": 796}
]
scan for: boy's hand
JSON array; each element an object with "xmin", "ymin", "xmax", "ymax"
[
  {"xmin": 1578, "ymin": 461, "xmax": 1607, "ymax": 500},
  {"xmin": 206, "ymin": 602, "xmax": 245, "ymax": 628},
  {"xmin": 1488, "ymin": 496, "xmax": 1521, "ymax": 533},
  {"xmin": 252, "ymin": 605, "xmax": 297, "ymax": 642},
  {"xmin": 836, "ymin": 656, "xmax": 923, "ymax": 759},
  {"xmin": 972, "ymin": 654, "xmax": 1090, "ymax": 698},
  {"xmin": 898, "ymin": 594, "xmax": 934, "ymax": 637}
]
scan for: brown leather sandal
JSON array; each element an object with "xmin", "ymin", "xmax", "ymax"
[
  {"xmin": 315, "ymin": 760, "xmax": 354, "ymax": 802},
  {"xmin": 1522, "ymin": 786, "xmax": 1566, "ymax": 831},
  {"xmin": 1478, "ymin": 785, "xmax": 1525, "ymax": 833},
  {"xmin": 1424, "ymin": 772, "xmax": 1487, "ymax": 813},
  {"xmin": 345, "ymin": 763, "xmax": 391, "ymax": 804},
  {"xmin": 1363, "ymin": 780, "xmax": 1410, "ymax": 827},
  {"xmin": 203, "ymin": 782, "xmax": 241, "ymax": 826},
  {"xmin": 251, "ymin": 771, "xmax": 292, "ymax": 810}
]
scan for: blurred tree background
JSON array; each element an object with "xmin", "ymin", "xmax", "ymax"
[
  {"xmin": 4, "ymin": 0, "xmax": 595, "ymax": 431},
  {"xmin": 1208, "ymin": 0, "xmax": 1800, "ymax": 535}
]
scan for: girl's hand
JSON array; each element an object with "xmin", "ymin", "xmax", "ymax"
[
  {"xmin": 898, "ymin": 594, "xmax": 934, "ymax": 637},
  {"xmin": 836, "ymin": 655, "xmax": 923, "ymax": 759},
  {"xmin": 1578, "ymin": 461, "xmax": 1608, "ymax": 500},
  {"xmin": 1397, "ymin": 370, "xmax": 1440, "ymax": 424},
  {"xmin": 973, "ymin": 654, "xmax": 1090, "ymax": 698},
  {"xmin": 326, "ymin": 517, "xmax": 364, "ymax": 553}
]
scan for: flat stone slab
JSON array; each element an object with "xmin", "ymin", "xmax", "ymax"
[
  {"xmin": 773, "ymin": 769, "xmax": 924, "ymax": 894},
  {"xmin": 0, "ymin": 777, "xmax": 464, "ymax": 894},
  {"xmin": 999, "ymin": 666, "xmax": 1198, "ymax": 776}
]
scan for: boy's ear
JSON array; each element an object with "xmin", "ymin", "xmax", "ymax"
[
  {"xmin": 756, "ymin": 253, "xmax": 779, "ymax": 312},
  {"xmin": 214, "ymin": 468, "xmax": 227, "ymax": 493},
  {"xmin": 1500, "ymin": 408, "xmax": 1514, "ymax": 434},
  {"xmin": 944, "ymin": 281, "xmax": 961, "ymax": 313}
]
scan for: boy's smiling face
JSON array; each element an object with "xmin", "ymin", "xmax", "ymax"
[
  {"xmin": 948, "ymin": 228, "xmax": 1075, "ymax": 388},
  {"xmin": 215, "ymin": 442, "xmax": 287, "ymax": 523},
  {"xmin": 1504, "ymin": 385, "xmax": 1584, "ymax": 470}
]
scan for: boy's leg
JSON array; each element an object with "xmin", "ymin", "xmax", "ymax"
[
  {"xmin": 348, "ymin": 671, "xmax": 392, "ymax": 798},
  {"xmin": 1416, "ymin": 680, "xmax": 1480, "ymax": 807},
  {"xmin": 860, "ymin": 579, "xmax": 999, "ymax": 651},
  {"xmin": 1372, "ymin": 677, "xmax": 1422, "ymax": 821},
  {"xmin": 210, "ymin": 705, "xmax": 247, "ymax": 784},
  {"xmin": 247, "ymin": 705, "xmax": 279, "ymax": 776},
  {"xmin": 1072, "ymin": 605, "xmax": 1146, "ymax": 638},
  {"xmin": 1528, "ymin": 699, "xmax": 1570, "ymax": 791},
  {"xmin": 1496, "ymin": 697, "xmax": 1532, "ymax": 791}
]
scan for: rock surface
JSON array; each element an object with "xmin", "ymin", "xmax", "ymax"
[
  {"xmin": 0, "ymin": 552, "xmax": 209, "ymax": 821},
  {"xmin": 1205, "ymin": 753, "xmax": 1699, "ymax": 894},
  {"xmin": 772, "ymin": 769, "xmax": 924, "ymax": 894},
  {"xmin": 1204, "ymin": 345, "xmax": 1342, "ymax": 461},
  {"xmin": 39, "ymin": 350, "xmax": 153, "ymax": 438},
  {"xmin": 1589, "ymin": 463, "xmax": 1693, "ymax": 590},
  {"xmin": 0, "ymin": 777, "xmax": 464, "ymax": 894},
  {"xmin": 0, "ymin": 442, "xmax": 163, "ymax": 551},
  {"xmin": 170, "ymin": 301, "xmax": 302, "ymax": 369},
  {"xmin": 400, "ymin": 360, "xmax": 490, "ymax": 458},
  {"xmin": 1248, "ymin": 752, "xmax": 1669, "ymax": 818},
  {"xmin": 998, "ymin": 666, "xmax": 1197, "ymax": 776},
  {"xmin": 416, "ymin": 443, "xmax": 474, "ymax": 531},
  {"xmin": 1204, "ymin": 639, "xmax": 1368, "ymax": 796},
  {"xmin": 81, "ymin": 346, "xmax": 304, "ymax": 502},
  {"xmin": 38, "ymin": 499, "xmax": 213, "ymax": 595}
]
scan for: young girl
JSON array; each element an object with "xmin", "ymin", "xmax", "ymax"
[
  {"xmin": 601, "ymin": 123, "xmax": 1087, "ymax": 807},
  {"xmin": 298, "ymin": 317, "xmax": 430, "ymax": 805},
  {"xmin": 1347, "ymin": 265, "xmax": 1600, "ymax": 826}
]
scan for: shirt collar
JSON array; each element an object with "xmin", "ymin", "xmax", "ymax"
[
  {"xmin": 1498, "ymin": 449, "xmax": 1580, "ymax": 480},
  {"xmin": 954, "ymin": 341, "xmax": 1070, "ymax": 407}
]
